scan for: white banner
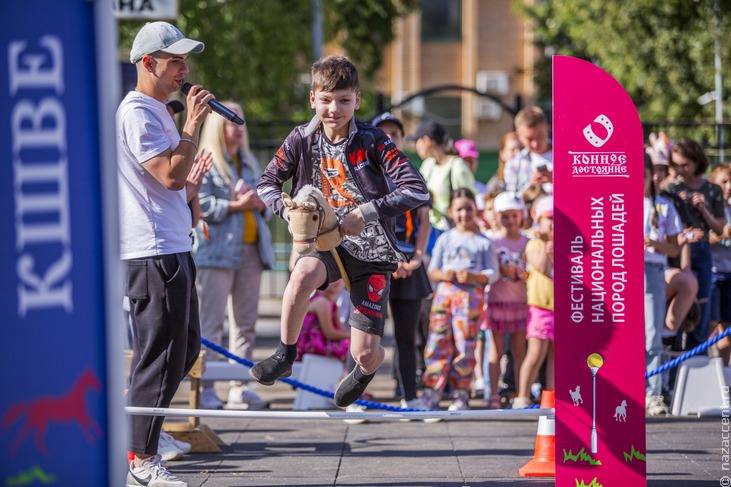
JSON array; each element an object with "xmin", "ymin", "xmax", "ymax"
[{"xmin": 113, "ymin": 0, "xmax": 178, "ymax": 20}]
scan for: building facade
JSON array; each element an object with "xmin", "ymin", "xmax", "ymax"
[{"xmin": 376, "ymin": 0, "xmax": 540, "ymax": 150}]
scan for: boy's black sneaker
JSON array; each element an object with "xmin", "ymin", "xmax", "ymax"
[
  {"xmin": 334, "ymin": 367, "xmax": 374, "ymax": 407},
  {"xmin": 249, "ymin": 352, "xmax": 292, "ymax": 386}
]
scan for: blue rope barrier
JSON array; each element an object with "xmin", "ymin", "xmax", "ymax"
[
  {"xmin": 204, "ymin": 327, "xmax": 731, "ymax": 413},
  {"xmin": 201, "ymin": 337, "xmax": 419, "ymax": 412},
  {"xmin": 645, "ymin": 325, "xmax": 731, "ymax": 378}
]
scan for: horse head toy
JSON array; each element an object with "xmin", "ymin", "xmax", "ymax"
[{"xmin": 283, "ymin": 185, "xmax": 342, "ymax": 254}]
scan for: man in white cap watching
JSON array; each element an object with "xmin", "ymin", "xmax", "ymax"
[{"xmin": 118, "ymin": 21, "xmax": 211, "ymax": 487}]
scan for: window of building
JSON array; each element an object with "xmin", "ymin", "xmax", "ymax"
[
  {"xmin": 421, "ymin": 0, "xmax": 462, "ymax": 42},
  {"xmin": 424, "ymin": 96, "xmax": 462, "ymax": 141}
]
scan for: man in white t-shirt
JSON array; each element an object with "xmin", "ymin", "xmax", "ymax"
[
  {"xmin": 503, "ymin": 106, "xmax": 553, "ymax": 195},
  {"xmin": 118, "ymin": 21, "xmax": 212, "ymax": 487}
]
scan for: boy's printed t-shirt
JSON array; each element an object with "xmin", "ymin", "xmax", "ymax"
[{"xmin": 313, "ymin": 132, "xmax": 400, "ymax": 264}]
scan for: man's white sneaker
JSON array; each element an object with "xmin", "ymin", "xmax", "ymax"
[
  {"xmin": 127, "ymin": 455, "xmax": 188, "ymax": 487},
  {"xmin": 227, "ymin": 384, "xmax": 269, "ymax": 410},
  {"xmin": 200, "ymin": 387, "xmax": 224, "ymax": 410},
  {"xmin": 343, "ymin": 403, "xmax": 368, "ymax": 424},
  {"xmin": 646, "ymin": 395, "xmax": 669, "ymax": 416},
  {"xmin": 157, "ymin": 431, "xmax": 183, "ymax": 461},
  {"xmin": 160, "ymin": 430, "xmax": 191, "ymax": 456}
]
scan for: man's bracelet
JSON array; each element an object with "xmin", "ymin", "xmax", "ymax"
[{"xmin": 179, "ymin": 138, "xmax": 198, "ymax": 151}]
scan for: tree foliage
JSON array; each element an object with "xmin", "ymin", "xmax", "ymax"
[
  {"xmin": 118, "ymin": 0, "xmax": 416, "ymax": 131},
  {"xmin": 514, "ymin": 0, "xmax": 731, "ymax": 127},
  {"xmin": 325, "ymin": 0, "xmax": 417, "ymax": 79}
]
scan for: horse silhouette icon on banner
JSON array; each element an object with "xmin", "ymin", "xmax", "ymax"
[
  {"xmin": 2, "ymin": 368, "xmax": 103, "ymax": 456},
  {"xmin": 569, "ymin": 385, "xmax": 583, "ymax": 406}
]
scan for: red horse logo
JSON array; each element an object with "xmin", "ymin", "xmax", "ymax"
[{"xmin": 2, "ymin": 368, "xmax": 103, "ymax": 456}]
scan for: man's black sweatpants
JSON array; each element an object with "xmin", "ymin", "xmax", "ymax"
[{"xmin": 126, "ymin": 252, "xmax": 201, "ymax": 455}]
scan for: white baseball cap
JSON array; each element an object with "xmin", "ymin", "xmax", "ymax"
[
  {"xmin": 494, "ymin": 191, "xmax": 525, "ymax": 213},
  {"xmin": 130, "ymin": 22, "xmax": 204, "ymax": 64}
]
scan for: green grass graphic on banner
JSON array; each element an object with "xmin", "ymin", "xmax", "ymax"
[
  {"xmin": 575, "ymin": 478, "xmax": 603, "ymax": 487},
  {"xmin": 563, "ymin": 447, "xmax": 602, "ymax": 465},
  {"xmin": 622, "ymin": 445, "xmax": 647, "ymax": 462}
]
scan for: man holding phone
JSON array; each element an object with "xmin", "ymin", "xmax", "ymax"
[{"xmin": 504, "ymin": 106, "xmax": 553, "ymax": 195}]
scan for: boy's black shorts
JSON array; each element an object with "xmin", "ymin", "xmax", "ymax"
[{"xmin": 299, "ymin": 246, "xmax": 397, "ymax": 337}]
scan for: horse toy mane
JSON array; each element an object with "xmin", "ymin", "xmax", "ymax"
[{"xmin": 284, "ymin": 185, "xmax": 342, "ymax": 254}]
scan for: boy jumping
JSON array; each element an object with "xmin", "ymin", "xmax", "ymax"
[{"xmin": 252, "ymin": 55, "xmax": 429, "ymax": 406}]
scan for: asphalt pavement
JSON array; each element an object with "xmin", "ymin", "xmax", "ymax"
[{"xmin": 159, "ymin": 328, "xmax": 723, "ymax": 487}]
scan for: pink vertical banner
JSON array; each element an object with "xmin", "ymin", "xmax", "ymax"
[{"xmin": 553, "ymin": 55, "xmax": 646, "ymax": 486}]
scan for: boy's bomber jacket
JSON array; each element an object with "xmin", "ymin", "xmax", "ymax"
[{"xmin": 257, "ymin": 116, "xmax": 430, "ymax": 250}]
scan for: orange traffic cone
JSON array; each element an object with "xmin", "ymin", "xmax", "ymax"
[{"xmin": 518, "ymin": 390, "xmax": 556, "ymax": 477}]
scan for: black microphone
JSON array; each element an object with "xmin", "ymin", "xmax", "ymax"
[{"xmin": 180, "ymin": 82, "xmax": 245, "ymax": 125}]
